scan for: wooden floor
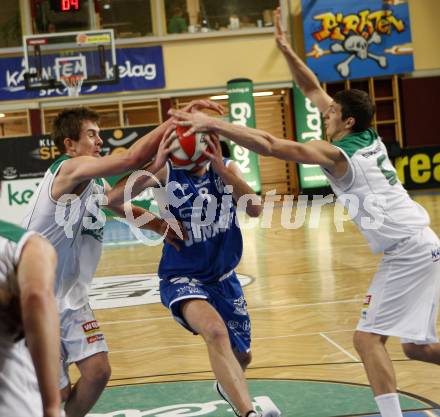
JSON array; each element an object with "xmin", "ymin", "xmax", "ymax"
[{"xmin": 74, "ymin": 193, "xmax": 440, "ymax": 408}]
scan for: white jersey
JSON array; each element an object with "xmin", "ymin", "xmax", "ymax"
[
  {"xmin": 0, "ymin": 220, "xmax": 42, "ymax": 417},
  {"xmin": 22, "ymin": 155, "xmax": 105, "ymax": 311},
  {"xmin": 324, "ymin": 129, "xmax": 429, "ymax": 253}
]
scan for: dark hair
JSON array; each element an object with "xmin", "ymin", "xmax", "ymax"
[
  {"xmin": 333, "ymin": 89, "xmax": 376, "ymax": 132},
  {"xmin": 52, "ymin": 107, "xmax": 99, "ymax": 153}
]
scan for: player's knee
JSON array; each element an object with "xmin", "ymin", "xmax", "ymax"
[
  {"xmin": 353, "ymin": 331, "xmax": 366, "ymax": 354},
  {"xmin": 85, "ymin": 360, "xmax": 111, "ymax": 387},
  {"xmin": 203, "ymin": 321, "xmax": 229, "ymax": 345},
  {"xmin": 353, "ymin": 331, "xmax": 387, "ymax": 356},
  {"xmin": 402, "ymin": 343, "xmax": 426, "ymax": 361},
  {"xmin": 60, "ymin": 384, "xmax": 71, "ymax": 402},
  {"xmin": 95, "ymin": 361, "xmax": 111, "ymax": 385}
]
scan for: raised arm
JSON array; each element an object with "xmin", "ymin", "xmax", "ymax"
[
  {"xmin": 274, "ymin": 7, "xmax": 332, "ymax": 113},
  {"xmin": 17, "ymin": 235, "xmax": 61, "ymax": 417}
]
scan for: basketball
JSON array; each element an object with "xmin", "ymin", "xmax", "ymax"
[{"xmin": 169, "ymin": 125, "xmax": 210, "ymax": 171}]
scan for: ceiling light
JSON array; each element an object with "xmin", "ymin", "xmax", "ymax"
[
  {"xmin": 209, "ymin": 94, "xmax": 228, "ymax": 100},
  {"xmin": 253, "ymin": 91, "xmax": 274, "ymax": 97},
  {"xmin": 210, "ymin": 91, "xmax": 274, "ymax": 100}
]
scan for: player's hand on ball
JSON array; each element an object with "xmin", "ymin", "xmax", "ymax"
[
  {"xmin": 182, "ymin": 99, "xmax": 224, "ymax": 115},
  {"xmin": 151, "ymin": 126, "xmax": 179, "ymax": 171},
  {"xmin": 168, "ymin": 109, "xmax": 213, "ymax": 136},
  {"xmin": 202, "ymin": 134, "xmax": 225, "ymax": 174}
]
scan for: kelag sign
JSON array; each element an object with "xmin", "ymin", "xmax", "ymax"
[
  {"xmin": 302, "ymin": 0, "xmax": 414, "ymax": 82},
  {"xmin": 0, "ymin": 126, "xmax": 157, "ymax": 224},
  {"xmin": 0, "ymin": 46, "xmax": 165, "ymax": 100},
  {"xmin": 227, "ymin": 79, "xmax": 261, "ymax": 193},
  {"xmin": 293, "ymin": 85, "xmax": 328, "ymax": 189}
]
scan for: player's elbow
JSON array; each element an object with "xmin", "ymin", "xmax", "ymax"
[
  {"xmin": 258, "ymin": 133, "xmax": 279, "ymax": 157},
  {"xmin": 21, "ymin": 286, "xmax": 53, "ymax": 312}
]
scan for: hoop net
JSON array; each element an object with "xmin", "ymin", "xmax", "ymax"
[{"xmin": 60, "ymin": 75, "xmax": 84, "ymax": 97}]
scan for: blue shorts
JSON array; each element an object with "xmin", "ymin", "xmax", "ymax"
[{"xmin": 160, "ymin": 271, "xmax": 251, "ymax": 352}]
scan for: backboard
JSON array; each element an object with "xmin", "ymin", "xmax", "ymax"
[{"xmin": 23, "ymin": 29, "xmax": 118, "ymax": 92}]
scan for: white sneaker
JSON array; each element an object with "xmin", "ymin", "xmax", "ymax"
[
  {"xmin": 213, "ymin": 380, "xmax": 240, "ymax": 416},
  {"xmin": 246, "ymin": 410, "xmax": 281, "ymax": 417},
  {"xmin": 260, "ymin": 408, "xmax": 281, "ymax": 417}
]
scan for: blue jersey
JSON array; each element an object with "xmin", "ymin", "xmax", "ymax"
[{"xmin": 158, "ymin": 160, "xmax": 243, "ymax": 282}]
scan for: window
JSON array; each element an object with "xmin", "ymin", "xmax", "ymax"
[
  {"xmin": 123, "ymin": 101, "xmax": 161, "ymax": 126},
  {"xmin": 32, "ymin": 0, "xmax": 91, "ymax": 33},
  {"xmin": 0, "ymin": 111, "xmax": 30, "ymax": 138},
  {"xmin": 42, "ymin": 100, "xmax": 161, "ymax": 133},
  {"xmin": 165, "ymin": 0, "xmax": 278, "ymax": 34},
  {"xmin": 0, "ymin": 0, "xmax": 22, "ymax": 47},
  {"xmin": 96, "ymin": 0, "xmax": 153, "ymax": 38}
]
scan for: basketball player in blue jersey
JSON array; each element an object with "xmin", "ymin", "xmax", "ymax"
[
  {"xmin": 0, "ymin": 165, "xmax": 62, "ymax": 417},
  {"xmin": 168, "ymin": 8, "xmax": 440, "ymax": 417},
  {"xmin": 118, "ymin": 131, "xmax": 280, "ymax": 417},
  {"xmin": 22, "ymin": 100, "xmax": 222, "ymax": 417}
]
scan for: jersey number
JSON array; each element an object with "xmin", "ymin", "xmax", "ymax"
[{"xmin": 377, "ymin": 155, "xmax": 397, "ymax": 185}]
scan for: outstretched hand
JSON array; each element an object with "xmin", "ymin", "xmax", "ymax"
[
  {"xmin": 182, "ymin": 99, "xmax": 224, "ymax": 115},
  {"xmin": 274, "ymin": 7, "xmax": 292, "ymax": 55},
  {"xmin": 167, "ymin": 109, "xmax": 214, "ymax": 137}
]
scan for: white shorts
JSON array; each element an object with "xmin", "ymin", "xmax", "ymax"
[
  {"xmin": 60, "ymin": 303, "xmax": 108, "ymax": 389},
  {"xmin": 357, "ymin": 227, "xmax": 440, "ymax": 344}
]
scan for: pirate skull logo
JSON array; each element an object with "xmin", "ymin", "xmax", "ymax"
[{"xmin": 330, "ymin": 32, "xmax": 388, "ymax": 78}]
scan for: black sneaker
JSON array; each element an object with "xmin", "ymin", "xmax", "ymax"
[{"xmin": 213, "ymin": 380, "xmax": 240, "ymax": 416}]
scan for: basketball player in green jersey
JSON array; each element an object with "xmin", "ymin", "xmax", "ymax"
[
  {"xmin": 169, "ymin": 8, "xmax": 440, "ymax": 417},
  {"xmin": 22, "ymin": 100, "xmax": 223, "ymax": 417},
  {"xmin": 0, "ymin": 164, "xmax": 62, "ymax": 417}
]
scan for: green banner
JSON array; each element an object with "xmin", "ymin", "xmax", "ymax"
[
  {"xmin": 293, "ymin": 84, "xmax": 328, "ymax": 189},
  {"xmin": 227, "ymin": 78, "xmax": 261, "ymax": 193}
]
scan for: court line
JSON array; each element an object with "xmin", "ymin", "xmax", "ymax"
[
  {"xmin": 319, "ymin": 332, "xmax": 360, "ymax": 362},
  {"xmin": 109, "ymin": 328, "xmax": 357, "ymax": 354},
  {"xmin": 107, "ymin": 360, "xmax": 414, "ymax": 384},
  {"xmin": 100, "ymin": 298, "xmax": 362, "ymax": 325}
]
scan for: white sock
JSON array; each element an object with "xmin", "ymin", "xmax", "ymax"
[{"xmin": 375, "ymin": 393, "xmax": 403, "ymax": 417}]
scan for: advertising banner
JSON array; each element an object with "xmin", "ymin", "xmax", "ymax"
[
  {"xmin": 227, "ymin": 78, "xmax": 261, "ymax": 193},
  {"xmin": 293, "ymin": 85, "xmax": 328, "ymax": 189},
  {"xmin": 0, "ymin": 46, "xmax": 165, "ymax": 100},
  {"xmin": 301, "ymin": 0, "xmax": 414, "ymax": 82},
  {"xmin": 0, "ymin": 126, "xmax": 157, "ymax": 224},
  {"xmin": 393, "ymin": 145, "xmax": 440, "ymax": 190}
]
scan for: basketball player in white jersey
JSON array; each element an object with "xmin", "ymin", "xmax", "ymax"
[
  {"xmin": 0, "ymin": 166, "xmax": 62, "ymax": 417},
  {"xmin": 22, "ymin": 101, "xmax": 222, "ymax": 417},
  {"xmin": 168, "ymin": 8, "xmax": 440, "ymax": 417}
]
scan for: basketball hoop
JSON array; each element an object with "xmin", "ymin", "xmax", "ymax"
[{"xmin": 60, "ymin": 75, "xmax": 84, "ymax": 97}]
